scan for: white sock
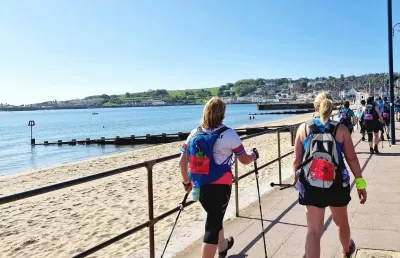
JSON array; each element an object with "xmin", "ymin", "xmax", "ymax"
[{"xmin": 218, "ymin": 239, "xmax": 228, "ymax": 252}]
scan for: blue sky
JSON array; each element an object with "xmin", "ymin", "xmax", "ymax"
[{"xmin": 1, "ymin": 0, "xmax": 400, "ymax": 105}]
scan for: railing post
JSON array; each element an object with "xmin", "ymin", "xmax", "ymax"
[
  {"xmin": 146, "ymin": 161, "xmax": 156, "ymax": 258},
  {"xmin": 290, "ymin": 126, "xmax": 295, "ymax": 147},
  {"xmin": 277, "ymin": 130, "xmax": 282, "ymax": 185},
  {"xmin": 234, "ymin": 156, "xmax": 239, "ymax": 217}
]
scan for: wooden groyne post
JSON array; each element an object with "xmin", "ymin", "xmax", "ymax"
[{"xmin": 28, "ymin": 120, "xmax": 35, "ymax": 145}]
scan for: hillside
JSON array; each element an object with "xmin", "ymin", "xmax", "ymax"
[
  {"xmin": 98, "ymin": 87, "xmax": 219, "ymax": 106},
  {"xmin": 14, "ymin": 72, "xmax": 399, "ymax": 110}
]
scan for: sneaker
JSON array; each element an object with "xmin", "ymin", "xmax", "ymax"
[
  {"xmin": 361, "ymin": 137, "xmax": 365, "ymax": 141},
  {"xmin": 387, "ymin": 134, "xmax": 391, "ymax": 140},
  {"xmin": 343, "ymin": 239, "xmax": 356, "ymax": 258},
  {"xmin": 374, "ymin": 145, "xmax": 380, "ymax": 154},
  {"xmin": 370, "ymin": 147, "xmax": 374, "ymax": 154},
  {"xmin": 218, "ymin": 237, "xmax": 234, "ymax": 258}
]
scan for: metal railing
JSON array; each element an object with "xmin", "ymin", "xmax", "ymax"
[{"xmin": 0, "ymin": 123, "xmax": 301, "ymax": 258}]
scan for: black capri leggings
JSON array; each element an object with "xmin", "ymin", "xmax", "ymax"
[{"xmin": 199, "ymin": 184, "xmax": 232, "ymax": 245}]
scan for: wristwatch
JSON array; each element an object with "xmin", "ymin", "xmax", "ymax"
[{"xmin": 182, "ymin": 181, "xmax": 191, "ymax": 186}]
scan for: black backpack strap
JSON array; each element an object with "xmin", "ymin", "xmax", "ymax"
[
  {"xmin": 306, "ymin": 119, "xmax": 320, "ymax": 134},
  {"xmin": 328, "ymin": 121, "xmax": 339, "ymax": 138},
  {"xmin": 215, "ymin": 126, "xmax": 229, "ymax": 135}
]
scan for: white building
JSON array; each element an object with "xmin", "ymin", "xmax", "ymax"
[
  {"xmin": 140, "ymin": 100, "xmax": 166, "ymax": 106},
  {"xmin": 348, "ymin": 87, "xmax": 358, "ymax": 96},
  {"xmin": 355, "ymin": 91, "xmax": 370, "ymax": 105}
]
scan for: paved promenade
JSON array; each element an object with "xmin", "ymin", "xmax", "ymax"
[{"xmin": 175, "ymin": 124, "xmax": 400, "ymax": 258}]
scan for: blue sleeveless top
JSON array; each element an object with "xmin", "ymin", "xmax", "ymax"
[{"xmin": 301, "ymin": 118, "xmax": 344, "ymax": 163}]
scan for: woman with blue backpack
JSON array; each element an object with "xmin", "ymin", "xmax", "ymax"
[
  {"xmin": 293, "ymin": 92, "xmax": 367, "ymax": 258},
  {"xmin": 178, "ymin": 97, "xmax": 259, "ymax": 258}
]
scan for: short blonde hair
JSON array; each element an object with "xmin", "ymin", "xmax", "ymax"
[
  {"xmin": 314, "ymin": 92, "xmax": 333, "ymax": 124},
  {"xmin": 200, "ymin": 97, "xmax": 226, "ymax": 128}
]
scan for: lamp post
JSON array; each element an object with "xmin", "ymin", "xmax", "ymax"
[
  {"xmin": 393, "ymin": 23, "xmax": 400, "ymax": 36},
  {"xmin": 388, "ymin": 0, "xmax": 396, "ymax": 144}
]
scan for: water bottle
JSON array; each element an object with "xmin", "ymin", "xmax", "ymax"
[
  {"xmin": 192, "ymin": 181, "xmax": 200, "ymax": 201},
  {"xmin": 342, "ymin": 168, "xmax": 350, "ymax": 187}
]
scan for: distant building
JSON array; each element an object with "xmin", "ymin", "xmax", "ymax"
[
  {"xmin": 140, "ymin": 100, "xmax": 166, "ymax": 106},
  {"xmin": 356, "ymin": 91, "xmax": 370, "ymax": 105},
  {"xmin": 348, "ymin": 87, "xmax": 358, "ymax": 97}
]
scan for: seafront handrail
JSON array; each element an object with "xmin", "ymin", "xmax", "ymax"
[{"xmin": 0, "ymin": 123, "xmax": 302, "ymax": 258}]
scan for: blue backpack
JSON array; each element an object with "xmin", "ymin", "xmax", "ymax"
[{"xmin": 188, "ymin": 126, "xmax": 232, "ymax": 186}]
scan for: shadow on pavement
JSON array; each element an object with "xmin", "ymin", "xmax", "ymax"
[
  {"xmin": 237, "ymin": 216, "xmax": 307, "ymax": 228},
  {"xmin": 231, "ymin": 199, "xmax": 299, "ymax": 257},
  {"xmin": 230, "ymin": 137, "xmax": 370, "ymax": 257}
]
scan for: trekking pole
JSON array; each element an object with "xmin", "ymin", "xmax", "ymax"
[
  {"xmin": 253, "ymin": 148, "xmax": 268, "ymax": 258},
  {"xmin": 270, "ymin": 182, "xmax": 293, "ymax": 190},
  {"xmin": 160, "ymin": 192, "xmax": 189, "ymax": 258}
]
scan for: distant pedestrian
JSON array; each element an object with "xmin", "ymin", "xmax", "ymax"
[
  {"xmin": 395, "ymin": 96, "xmax": 400, "ymax": 122},
  {"xmin": 337, "ymin": 101, "xmax": 356, "ymax": 134},
  {"xmin": 382, "ymin": 97, "xmax": 391, "ymax": 140},
  {"xmin": 356, "ymin": 100, "xmax": 366, "ymax": 141},
  {"xmin": 363, "ymin": 97, "xmax": 383, "ymax": 154},
  {"xmin": 179, "ymin": 97, "xmax": 259, "ymax": 258},
  {"xmin": 293, "ymin": 92, "xmax": 367, "ymax": 258}
]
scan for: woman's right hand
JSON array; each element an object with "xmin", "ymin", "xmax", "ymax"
[
  {"xmin": 357, "ymin": 189, "xmax": 367, "ymax": 204},
  {"xmin": 182, "ymin": 182, "xmax": 192, "ymax": 193}
]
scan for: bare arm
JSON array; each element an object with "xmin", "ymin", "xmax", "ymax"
[
  {"xmin": 178, "ymin": 153, "xmax": 190, "ymax": 183},
  {"xmin": 293, "ymin": 123, "xmax": 306, "ymax": 175},
  {"xmin": 339, "ymin": 125, "xmax": 363, "ymax": 178},
  {"xmin": 236, "ymin": 152, "xmax": 256, "ymax": 165},
  {"xmin": 375, "ymin": 106, "xmax": 383, "ymax": 120}
]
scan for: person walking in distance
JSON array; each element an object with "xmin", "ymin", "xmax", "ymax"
[
  {"xmin": 178, "ymin": 97, "xmax": 259, "ymax": 258},
  {"xmin": 293, "ymin": 92, "xmax": 367, "ymax": 258},
  {"xmin": 395, "ymin": 96, "xmax": 400, "ymax": 122},
  {"xmin": 375, "ymin": 97, "xmax": 385, "ymax": 140},
  {"xmin": 356, "ymin": 100, "xmax": 366, "ymax": 141},
  {"xmin": 363, "ymin": 97, "xmax": 383, "ymax": 154},
  {"xmin": 382, "ymin": 97, "xmax": 391, "ymax": 140},
  {"xmin": 337, "ymin": 101, "xmax": 356, "ymax": 134}
]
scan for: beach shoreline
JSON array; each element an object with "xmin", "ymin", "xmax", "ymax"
[
  {"xmin": 0, "ymin": 112, "xmax": 314, "ymax": 258},
  {"xmin": 0, "ymin": 113, "xmax": 310, "ymax": 181}
]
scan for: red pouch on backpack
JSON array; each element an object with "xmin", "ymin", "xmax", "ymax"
[
  {"xmin": 309, "ymin": 158, "xmax": 334, "ymax": 181},
  {"xmin": 189, "ymin": 155, "xmax": 210, "ymax": 174}
]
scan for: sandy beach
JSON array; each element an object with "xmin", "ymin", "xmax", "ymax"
[{"xmin": 0, "ymin": 113, "xmax": 314, "ymax": 258}]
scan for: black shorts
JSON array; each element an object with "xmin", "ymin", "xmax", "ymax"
[
  {"xmin": 384, "ymin": 119, "xmax": 390, "ymax": 126},
  {"xmin": 299, "ymin": 183, "xmax": 351, "ymax": 208},
  {"xmin": 364, "ymin": 120, "xmax": 380, "ymax": 133}
]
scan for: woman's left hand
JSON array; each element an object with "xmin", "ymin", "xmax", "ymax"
[{"xmin": 357, "ymin": 189, "xmax": 367, "ymax": 204}]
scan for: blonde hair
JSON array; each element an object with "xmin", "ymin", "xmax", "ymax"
[
  {"xmin": 200, "ymin": 97, "xmax": 226, "ymax": 128},
  {"xmin": 314, "ymin": 92, "xmax": 333, "ymax": 124}
]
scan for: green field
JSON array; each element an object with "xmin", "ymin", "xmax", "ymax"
[
  {"xmin": 167, "ymin": 87, "xmax": 219, "ymax": 97},
  {"xmin": 102, "ymin": 87, "xmax": 220, "ymax": 106}
]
